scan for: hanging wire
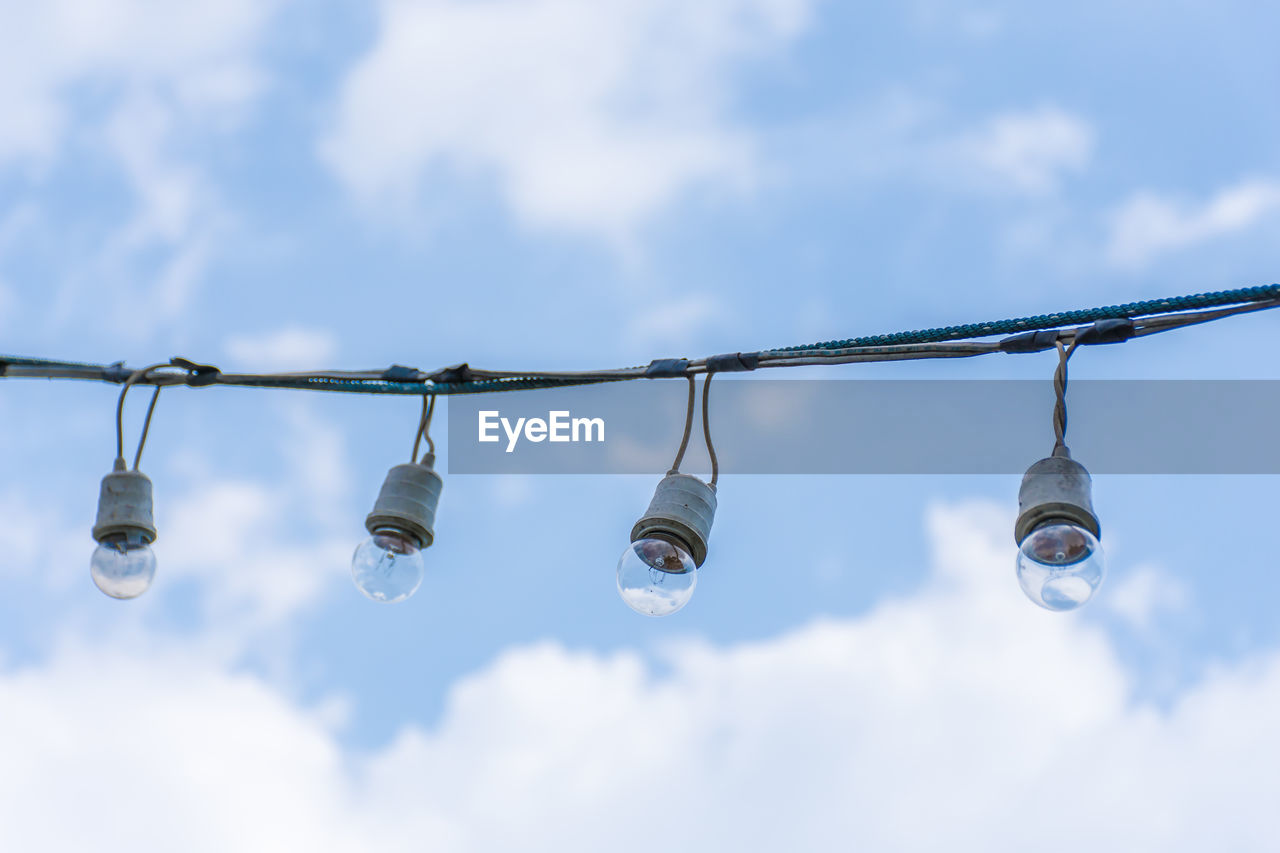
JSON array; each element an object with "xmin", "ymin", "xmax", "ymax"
[
  {"xmin": 115, "ymin": 364, "xmax": 170, "ymax": 470},
  {"xmin": 134, "ymin": 387, "xmax": 162, "ymax": 470},
  {"xmin": 1052, "ymin": 339, "xmax": 1080, "ymax": 454},
  {"xmin": 702, "ymin": 373, "xmax": 718, "ymax": 487},
  {"xmin": 665, "ymin": 375, "xmax": 718, "ymax": 486},
  {"xmin": 412, "ymin": 394, "xmax": 437, "ymax": 463},
  {"xmin": 668, "ymin": 376, "xmax": 696, "ymax": 475}
]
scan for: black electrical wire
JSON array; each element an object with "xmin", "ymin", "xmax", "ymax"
[{"xmin": 2, "ymin": 284, "xmax": 1278, "ymax": 398}]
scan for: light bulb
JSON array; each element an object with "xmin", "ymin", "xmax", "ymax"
[
  {"xmin": 91, "ymin": 466, "xmax": 158, "ymax": 600},
  {"xmin": 352, "ymin": 528, "xmax": 425, "ymax": 603},
  {"xmin": 617, "ymin": 536, "xmax": 697, "ymax": 617},
  {"xmin": 356, "ymin": 460, "xmax": 441, "ymax": 603},
  {"xmin": 1015, "ymin": 451, "xmax": 1104, "ymax": 612},
  {"xmin": 90, "ymin": 530, "xmax": 156, "ymax": 599},
  {"xmin": 1016, "ymin": 522, "xmax": 1105, "ymax": 611}
]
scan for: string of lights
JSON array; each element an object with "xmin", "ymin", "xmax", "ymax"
[
  {"xmin": 4, "ymin": 283, "xmax": 1278, "ymax": 614},
  {"xmin": 4, "ymin": 283, "xmax": 1279, "ymax": 395}
]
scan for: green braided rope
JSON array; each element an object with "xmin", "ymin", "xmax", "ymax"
[{"xmin": 764, "ymin": 283, "xmax": 1280, "ymax": 354}]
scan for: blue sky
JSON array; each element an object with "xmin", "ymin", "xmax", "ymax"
[{"xmin": 2, "ymin": 0, "xmax": 1280, "ymax": 849}]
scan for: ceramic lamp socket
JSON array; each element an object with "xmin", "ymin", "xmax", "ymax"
[
  {"xmin": 630, "ymin": 473, "xmax": 717, "ymax": 568},
  {"xmin": 365, "ymin": 456, "xmax": 444, "ymax": 548},
  {"xmin": 1015, "ymin": 453, "xmax": 1100, "ymax": 545},
  {"xmin": 92, "ymin": 467, "xmax": 157, "ymax": 544}
]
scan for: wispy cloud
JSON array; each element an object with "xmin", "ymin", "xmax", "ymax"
[
  {"xmin": 1104, "ymin": 563, "xmax": 1190, "ymax": 635},
  {"xmin": 620, "ymin": 292, "xmax": 726, "ymax": 352},
  {"xmin": 782, "ymin": 98, "xmax": 1096, "ymax": 199},
  {"xmin": 224, "ymin": 328, "xmax": 339, "ymax": 372},
  {"xmin": 0, "ymin": 0, "xmax": 281, "ymax": 338},
  {"xmin": 1106, "ymin": 178, "xmax": 1280, "ymax": 269},
  {"xmin": 160, "ymin": 399, "xmax": 355, "ymax": 636},
  {"xmin": 942, "ymin": 106, "xmax": 1095, "ymax": 195},
  {"xmin": 321, "ymin": 0, "xmax": 817, "ymax": 243},
  {"xmin": 0, "ymin": 0, "xmax": 273, "ymax": 166}
]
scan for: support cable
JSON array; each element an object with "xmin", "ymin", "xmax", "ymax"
[{"xmin": 3, "ymin": 284, "xmax": 1279, "ymax": 397}]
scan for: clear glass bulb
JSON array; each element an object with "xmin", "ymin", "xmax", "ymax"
[
  {"xmin": 1016, "ymin": 522, "xmax": 1106, "ymax": 611},
  {"xmin": 617, "ymin": 537, "xmax": 697, "ymax": 617},
  {"xmin": 352, "ymin": 528, "xmax": 424, "ymax": 603},
  {"xmin": 90, "ymin": 530, "xmax": 156, "ymax": 600}
]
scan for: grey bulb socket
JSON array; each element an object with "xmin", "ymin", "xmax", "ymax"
[
  {"xmin": 1015, "ymin": 452, "xmax": 1100, "ymax": 545},
  {"xmin": 92, "ymin": 466, "xmax": 157, "ymax": 544},
  {"xmin": 630, "ymin": 473, "xmax": 717, "ymax": 568},
  {"xmin": 365, "ymin": 454, "xmax": 443, "ymax": 548}
]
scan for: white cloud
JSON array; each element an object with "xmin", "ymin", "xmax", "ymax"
[
  {"xmin": 225, "ymin": 328, "xmax": 339, "ymax": 372},
  {"xmin": 0, "ymin": 0, "xmax": 273, "ymax": 166},
  {"xmin": 0, "ymin": 0, "xmax": 280, "ymax": 335},
  {"xmin": 621, "ymin": 292, "xmax": 726, "ymax": 351},
  {"xmin": 4, "ymin": 500, "xmax": 1280, "ymax": 850},
  {"xmin": 79, "ymin": 94, "xmax": 230, "ymax": 327},
  {"xmin": 1106, "ymin": 179, "xmax": 1280, "ymax": 269},
  {"xmin": 793, "ymin": 99, "xmax": 1095, "ymax": 199},
  {"xmin": 159, "ymin": 401, "xmax": 355, "ymax": 635},
  {"xmin": 0, "ymin": 644, "xmax": 357, "ymax": 851},
  {"xmin": 321, "ymin": 0, "xmax": 816, "ymax": 240},
  {"xmin": 1105, "ymin": 563, "xmax": 1190, "ymax": 634},
  {"xmin": 943, "ymin": 106, "xmax": 1095, "ymax": 194},
  {"xmin": 0, "ymin": 492, "xmax": 85, "ymax": 591},
  {"xmin": 161, "ymin": 480, "xmax": 346, "ymax": 630}
]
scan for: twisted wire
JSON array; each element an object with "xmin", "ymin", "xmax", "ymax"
[{"xmin": 1052, "ymin": 340, "xmax": 1080, "ymax": 453}]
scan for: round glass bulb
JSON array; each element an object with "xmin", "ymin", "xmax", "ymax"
[
  {"xmin": 1016, "ymin": 522, "xmax": 1105, "ymax": 611},
  {"xmin": 90, "ymin": 530, "xmax": 156, "ymax": 600},
  {"xmin": 617, "ymin": 537, "xmax": 697, "ymax": 617},
  {"xmin": 352, "ymin": 528, "xmax": 424, "ymax": 603}
]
